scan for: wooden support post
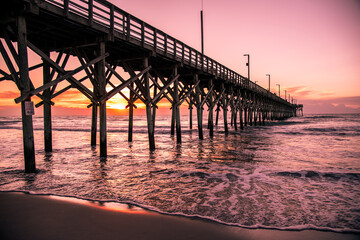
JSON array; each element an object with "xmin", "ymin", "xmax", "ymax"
[
  {"xmin": 171, "ymin": 107, "xmax": 175, "ymax": 136},
  {"xmin": 174, "ymin": 66, "xmax": 181, "ymax": 143},
  {"xmin": 233, "ymin": 105, "xmax": 238, "ymax": 131},
  {"xmin": 215, "ymin": 104, "xmax": 220, "ymax": 126},
  {"xmin": 195, "ymin": 75, "xmax": 203, "ymax": 140},
  {"xmin": 18, "ymin": 15, "xmax": 36, "ymax": 173},
  {"xmin": 144, "ymin": 58, "xmax": 155, "ymax": 150},
  {"xmin": 222, "ymin": 84, "xmax": 228, "ymax": 135},
  {"xmin": 91, "ymin": 103, "xmax": 97, "ymax": 146},
  {"xmin": 197, "ymin": 105, "xmax": 203, "ymax": 140},
  {"xmin": 208, "ymin": 79, "xmax": 214, "ymax": 138},
  {"xmin": 97, "ymin": 42, "xmax": 107, "ymax": 158},
  {"xmin": 239, "ymin": 106, "xmax": 244, "ymax": 130},
  {"xmin": 244, "ymin": 107, "xmax": 248, "ymax": 126},
  {"xmin": 128, "ymin": 82, "xmax": 134, "ymax": 142},
  {"xmin": 251, "ymin": 109, "xmax": 254, "ymax": 126},
  {"xmin": 43, "ymin": 50, "xmax": 52, "ymax": 152},
  {"xmin": 152, "ymin": 78, "xmax": 157, "ymax": 129},
  {"xmin": 239, "ymin": 92, "xmax": 244, "ymax": 130},
  {"xmin": 253, "ymin": 103, "xmax": 257, "ymax": 126},
  {"xmin": 230, "ymin": 108, "xmax": 234, "ymax": 127},
  {"xmin": 249, "ymin": 106, "xmax": 253, "ymax": 126},
  {"xmin": 189, "ymin": 102, "xmax": 193, "ymax": 130},
  {"xmin": 262, "ymin": 110, "xmax": 265, "ymax": 125}
]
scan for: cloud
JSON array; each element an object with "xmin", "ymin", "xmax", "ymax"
[
  {"xmin": 0, "ymin": 91, "xmax": 18, "ymax": 99},
  {"xmin": 286, "ymin": 86, "xmax": 315, "ymax": 97},
  {"xmin": 301, "ymin": 96, "xmax": 360, "ymax": 114}
]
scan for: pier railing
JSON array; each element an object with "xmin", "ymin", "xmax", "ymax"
[{"xmin": 40, "ymin": 0, "xmax": 291, "ymax": 106}]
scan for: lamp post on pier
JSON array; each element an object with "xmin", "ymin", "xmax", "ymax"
[
  {"xmin": 266, "ymin": 74, "xmax": 270, "ymax": 91},
  {"xmin": 284, "ymin": 90, "xmax": 287, "ymax": 101},
  {"xmin": 244, "ymin": 54, "xmax": 250, "ymax": 81},
  {"xmin": 276, "ymin": 84, "xmax": 280, "ymax": 97},
  {"xmin": 201, "ymin": 4, "xmax": 204, "ymax": 56}
]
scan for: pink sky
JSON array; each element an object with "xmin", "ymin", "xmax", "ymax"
[{"xmin": 1, "ymin": 0, "xmax": 360, "ymax": 115}]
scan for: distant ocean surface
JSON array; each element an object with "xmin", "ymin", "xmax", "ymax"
[{"xmin": 0, "ymin": 113, "xmax": 359, "ymax": 233}]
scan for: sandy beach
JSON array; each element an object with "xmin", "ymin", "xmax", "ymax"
[{"xmin": 0, "ymin": 192, "xmax": 358, "ymax": 240}]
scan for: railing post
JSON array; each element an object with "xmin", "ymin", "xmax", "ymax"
[
  {"xmin": 195, "ymin": 52, "xmax": 198, "ymax": 69},
  {"xmin": 173, "ymin": 39, "xmax": 177, "ymax": 59},
  {"xmin": 126, "ymin": 14, "xmax": 131, "ymax": 41},
  {"xmin": 88, "ymin": 0, "xmax": 93, "ymax": 26},
  {"xmin": 182, "ymin": 43, "xmax": 185, "ymax": 63},
  {"xmin": 141, "ymin": 22, "xmax": 145, "ymax": 47},
  {"xmin": 189, "ymin": 48, "xmax": 192, "ymax": 66},
  {"xmin": 154, "ymin": 29, "xmax": 157, "ymax": 51},
  {"xmin": 64, "ymin": 0, "xmax": 69, "ymax": 17},
  {"xmin": 110, "ymin": 5, "xmax": 114, "ymax": 36}
]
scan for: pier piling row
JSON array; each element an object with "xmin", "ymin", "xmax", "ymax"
[{"xmin": 0, "ymin": 0, "xmax": 303, "ymax": 173}]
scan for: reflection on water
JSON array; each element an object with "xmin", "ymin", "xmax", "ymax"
[{"xmin": 0, "ymin": 114, "xmax": 360, "ymax": 232}]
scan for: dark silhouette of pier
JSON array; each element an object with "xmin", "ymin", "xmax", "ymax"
[{"xmin": 0, "ymin": 0, "xmax": 303, "ymax": 173}]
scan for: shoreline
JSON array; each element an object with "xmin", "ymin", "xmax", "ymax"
[{"xmin": 1, "ymin": 192, "xmax": 358, "ymax": 240}]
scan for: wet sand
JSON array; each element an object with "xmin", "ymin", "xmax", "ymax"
[{"xmin": 0, "ymin": 192, "xmax": 358, "ymax": 240}]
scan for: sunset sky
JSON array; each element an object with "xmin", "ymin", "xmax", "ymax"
[{"xmin": 0, "ymin": 0, "xmax": 359, "ymax": 115}]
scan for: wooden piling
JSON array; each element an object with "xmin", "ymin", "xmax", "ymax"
[
  {"xmin": 97, "ymin": 42, "xmax": 107, "ymax": 158},
  {"xmin": 189, "ymin": 102, "xmax": 193, "ymax": 129},
  {"xmin": 144, "ymin": 58, "xmax": 155, "ymax": 150},
  {"xmin": 239, "ymin": 92, "xmax": 244, "ymax": 130},
  {"xmin": 43, "ymin": 50, "xmax": 52, "ymax": 152},
  {"xmin": 233, "ymin": 106, "xmax": 238, "ymax": 131},
  {"xmin": 208, "ymin": 79, "xmax": 214, "ymax": 138},
  {"xmin": 239, "ymin": 106, "xmax": 244, "ymax": 130},
  {"xmin": 222, "ymin": 84, "xmax": 228, "ymax": 134},
  {"xmin": 18, "ymin": 15, "xmax": 36, "ymax": 173},
  {"xmin": 197, "ymin": 105, "xmax": 203, "ymax": 139},
  {"xmin": 152, "ymin": 78, "xmax": 157, "ymax": 129},
  {"xmin": 244, "ymin": 107, "xmax": 248, "ymax": 126},
  {"xmin": 171, "ymin": 107, "xmax": 175, "ymax": 136},
  {"xmin": 91, "ymin": 103, "xmax": 97, "ymax": 146},
  {"xmin": 194, "ymin": 74, "xmax": 203, "ymax": 140},
  {"xmin": 215, "ymin": 105, "xmax": 220, "ymax": 126},
  {"xmin": 174, "ymin": 66, "xmax": 181, "ymax": 143},
  {"xmin": 128, "ymin": 83, "xmax": 134, "ymax": 142}
]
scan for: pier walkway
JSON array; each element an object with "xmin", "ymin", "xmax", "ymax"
[{"xmin": 0, "ymin": 0, "xmax": 303, "ymax": 172}]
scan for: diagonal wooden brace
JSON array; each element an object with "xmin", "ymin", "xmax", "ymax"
[
  {"xmin": 150, "ymin": 74, "xmax": 179, "ymax": 105},
  {"xmin": 26, "ymin": 40, "xmax": 104, "ymax": 102},
  {"xmin": 15, "ymin": 51, "xmax": 108, "ymax": 103},
  {"xmin": 105, "ymin": 62, "xmax": 147, "ymax": 103},
  {"xmin": 200, "ymin": 84, "xmax": 214, "ymax": 108},
  {"xmin": 100, "ymin": 66, "xmax": 151, "ymax": 104},
  {"xmin": 177, "ymin": 80, "xmax": 200, "ymax": 107},
  {"xmin": 212, "ymin": 88, "xmax": 226, "ymax": 108}
]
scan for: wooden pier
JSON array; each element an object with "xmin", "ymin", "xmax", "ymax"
[{"xmin": 0, "ymin": 0, "xmax": 303, "ymax": 173}]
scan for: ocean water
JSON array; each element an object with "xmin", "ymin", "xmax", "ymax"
[{"xmin": 0, "ymin": 113, "xmax": 359, "ymax": 233}]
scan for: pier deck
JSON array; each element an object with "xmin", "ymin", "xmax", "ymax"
[{"xmin": 0, "ymin": 0, "xmax": 303, "ymax": 172}]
